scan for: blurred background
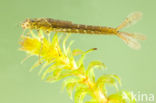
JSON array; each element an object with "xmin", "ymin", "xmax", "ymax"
[{"xmin": 0, "ymin": 0, "xmax": 155, "ymax": 103}]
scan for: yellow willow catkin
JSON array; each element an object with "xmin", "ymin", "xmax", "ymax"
[{"xmin": 19, "ymin": 31, "xmax": 136, "ymax": 103}]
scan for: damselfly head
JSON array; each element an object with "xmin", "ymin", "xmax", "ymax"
[
  {"xmin": 21, "ymin": 18, "xmax": 36, "ymax": 29},
  {"xmin": 21, "ymin": 19, "xmax": 31, "ymax": 29}
]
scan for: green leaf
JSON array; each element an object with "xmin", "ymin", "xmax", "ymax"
[
  {"xmin": 72, "ymin": 49, "xmax": 84, "ymax": 56},
  {"xmin": 86, "ymin": 61, "xmax": 106, "ymax": 82},
  {"xmin": 46, "ymin": 68, "xmax": 62, "ymax": 83},
  {"xmin": 96, "ymin": 74, "xmax": 121, "ymax": 91},
  {"xmin": 41, "ymin": 64, "xmax": 57, "ymax": 80},
  {"xmin": 51, "ymin": 32, "xmax": 59, "ymax": 45},
  {"xmin": 62, "ymin": 77, "xmax": 80, "ymax": 100},
  {"xmin": 20, "ymin": 54, "xmax": 33, "ymax": 64},
  {"xmin": 66, "ymin": 40, "xmax": 74, "ymax": 56},
  {"xmin": 65, "ymin": 64, "xmax": 85, "ymax": 76},
  {"xmin": 38, "ymin": 62, "xmax": 51, "ymax": 75},
  {"xmin": 29, "ymin": 60, "xmax": 42, "ymax": 72},
  {"xmin": 30, "ymin": 30, "xmax": 39, "ymax": 38},
  {"xmin": 74, "ymin": 88, "xmax": 88, "ymax": 103},
  {"xmin": 112, "ymin": 75, "xmax": 122, "ymax": 86},
  {"xmin": 77, "ymin": 64, "xmax": 86, "ymax": 75},
  {"xmin": 63, "ymin": 33, "xmax": 71, "ymax": 55},
  {"xmin": 77, "ymin": 48, "xmax": 97, "ymax": 67},
  {"xmin": 46, "ymin": 69, "xmax": 75, "ymax": 83},
  {"xmin": 62, "ymin": 77, "xmax": 79, "ymax": 89}
]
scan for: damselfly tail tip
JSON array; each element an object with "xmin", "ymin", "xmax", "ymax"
[
  {"xmin": 117, "ymin": 32, "xmax": 145, "ymax": 50},
  {"xmin": 116, "ymin": 11, "xmax": 143, "ymax": 31},
  {"xmin": 115, "ymin": 11, "xmax": 145, "ymax": 50}
]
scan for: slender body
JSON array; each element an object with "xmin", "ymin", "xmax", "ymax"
[
  {"xmin": 22, "ymin": 18, "xmax": 118, "ymax": 35},
  {"xmin": 21, "ymin": 12, "xmax": 145, "ymax": 49}
]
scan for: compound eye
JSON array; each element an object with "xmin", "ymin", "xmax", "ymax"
[{"xmin": 21, "ymin": 19, "xmax": 30, "ymax": 29}]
